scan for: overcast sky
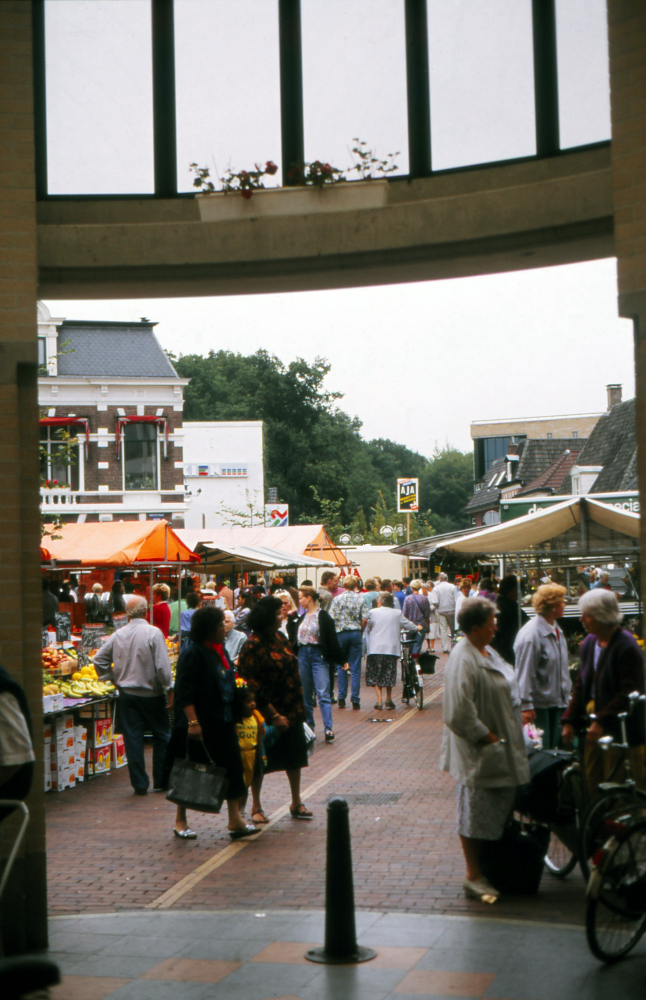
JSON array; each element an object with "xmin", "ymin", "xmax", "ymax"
[{"xmin": 43, "ymin": 0, "xmax": 624, "ymax": 458}]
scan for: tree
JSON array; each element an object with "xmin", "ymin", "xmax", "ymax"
[
  {"xmin": 419, "ymin": 447, "xmax": 473, "ymax": 534},
  {"xmin": 172, "ymin": 348, "xmax": 473, "ymax": 534}
]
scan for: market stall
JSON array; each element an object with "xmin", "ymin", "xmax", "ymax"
[
  {"xmin": 194, "ymin": 540, "xmax": 336, "ymax": 574},
  {"xmin": 41, "ymin": 520, "xmax": 199, "ymax": 793}
]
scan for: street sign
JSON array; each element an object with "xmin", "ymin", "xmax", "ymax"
[
  {"xmin": 265, "ymin": 504, "xmax": 289, "ymax": 527},
  {"xmin": 397, "ymin": 478, "xmax": 419, "ymax": 513}
]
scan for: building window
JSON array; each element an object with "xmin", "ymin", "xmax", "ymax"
[
  {"xmin": 482, "ymin": 510, "xmax": 501, "ymax": 526},
  {"xmin": 474, "ymin": 435, "xmax": 526, "ymax": 480},
  {"xmin": 123, "ymin": 422, "xmax": 158, "ymax": 491},
  {"xmin": 572, "ymin": 430, "xmax": 578, "ymax": 438},
  {"xmin": 546, "ymin": 432, "xmax": 553, "ymax": 439},
  {"xmin": 40, "ymin": 426, "xmax": 79, "ymax": 489},
  {"xmin": 38, "ymin": 338, "xmax": 46, "ymax": 368}
]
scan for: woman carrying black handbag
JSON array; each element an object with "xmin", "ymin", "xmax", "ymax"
[{"xmin": 162, "ymin": 606, "xmax": 258, "ymax": 841}]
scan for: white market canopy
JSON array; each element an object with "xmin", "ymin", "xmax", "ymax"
[
  {"xmin": 193, "ymin": 541, "xmax": 336, "ymax": 572},
  {"xmin": 176, "ymin": 525, "xmax": 351, "ymax": 568},
  {"xmin": 435, "ymin": 497, "xmax": 639, "ymax": 555}
]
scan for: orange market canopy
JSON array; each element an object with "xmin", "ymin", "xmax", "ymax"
[
  {"xmin": 42, "ymin": 520, "xmax": 200, "ymax": 567},
  {"xmin": 177, "ymin": 525, "xmax": 351, "ymax": 568}
]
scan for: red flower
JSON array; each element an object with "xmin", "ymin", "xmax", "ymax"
[
  {"xmin": 265, "ymin": 161, "xmax": 278, "ymax": 175},
  {"xmin": 241, "ymin": 189, "xmax": 253, "ymax": 200}
]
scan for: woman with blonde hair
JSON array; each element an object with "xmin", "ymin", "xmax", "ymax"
[{"xmin": 513, "ymin": 584, "xmax": 570, "ymax": 749}]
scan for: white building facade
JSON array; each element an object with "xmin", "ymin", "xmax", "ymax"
[{"xmin": 182, "ymin": 421, "xmax": 264, "ymax": 530}]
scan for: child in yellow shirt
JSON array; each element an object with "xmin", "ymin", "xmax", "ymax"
[{"xmin": 234, "ymin": 681, "xmax": 275, "ymax": 824}]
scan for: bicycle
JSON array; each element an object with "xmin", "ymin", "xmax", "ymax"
[
  {"xmin": 585, "ymin": 812, "xmax": 646, "ymax": 962},
  {"xmin": 400, "ymin": 629, "xmax": 423, "ymax": 710},
  {"xmin": 579, "ymin": 692, "xmax": 646, "ymax": 880}
]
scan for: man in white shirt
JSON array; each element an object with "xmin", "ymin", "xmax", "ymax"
[
  {"xmin": 432, "ymin": 572, "xmax": 457, "ymax": 654},
  {"xmin": 94, "ymin": 596, "xmax": 173, "ymax": 795}
]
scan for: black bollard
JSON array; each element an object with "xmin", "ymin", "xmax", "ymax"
[{"xmin": 305, "ymin": 798, "xmax": 376, "ymax": 964}]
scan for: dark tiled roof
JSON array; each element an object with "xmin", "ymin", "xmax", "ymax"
[
  {"xmin": 466, "ymin": 458, "xmax": 506, "ymax": 512},
  {"xmin": 56, "ymin": 321, "xmax": 179, "ymax": 378},
  {"xmin": 516, "ymin": 438, "xmax": 586, "ymax": 485},
  {"xmin": 517, "ymin": 448, "xmax": 582, "ymax": 496},
  {"xmin": 567, "ymin": 398, "xmax": 637, "ymax": 493}
]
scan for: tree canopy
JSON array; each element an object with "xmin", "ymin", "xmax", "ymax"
[{"xmin": 173, "ymin": 348, "xmax": 473, "ymax": 539}]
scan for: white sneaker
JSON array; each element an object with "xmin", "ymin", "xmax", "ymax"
[{"xmin": 463, "ymin": 876, "xmax": 499, "ymax": 902}]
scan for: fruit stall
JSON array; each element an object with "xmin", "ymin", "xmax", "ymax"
[{"xmin": 42, "ymin": 520, "xmax": 199, "ymax": 793}]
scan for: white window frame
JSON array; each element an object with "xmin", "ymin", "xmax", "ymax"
[
  {"xmin": 40, "ymin": 426, "xmax": 84, "ymax": 491},
  {"xmin": 121, "ymin": 423, "xmax": 161, "ymax": 492}
]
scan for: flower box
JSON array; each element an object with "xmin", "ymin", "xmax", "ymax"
[{"xmin": 196, "ymin": 178, "xmax": 389, "ymax": 222}]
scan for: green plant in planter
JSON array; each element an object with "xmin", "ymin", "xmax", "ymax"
[
  {"xmin": 287, "ymin": 159, "xmax": 345, "ymax": 187},
  {"xmin": 347, "ymin": 139, "xmax": 399, "ymax": 180},
  {"xmin": 190, "ymin": 160, "xmax": 278, "ymax": 199}
]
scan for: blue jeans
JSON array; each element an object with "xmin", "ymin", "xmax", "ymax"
[
  {"xmin": 336, "ymin": 631, "xmax": 363, "ymax": 704},
  {"xmin": 298, "ymin": 645, "xmax": 333, "ymax": 732},
  {"xmin": 118, "ymin": 690, "xmax": 171, "ymax": 791},
  {"xmin": 412, "ymin": 627, "xmax": 427, "ymax": 657}
]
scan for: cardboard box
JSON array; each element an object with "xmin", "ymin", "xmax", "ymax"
[
  {"xmin": 94, "ymin": 719, "xmax": 112, "ymax": 747},
  {"xmin": 57, "ymin": 732, "xmax": 75, "ymax": 751},
  {"xmin": 111, "ymin": 735, "xmax": 127, "ymax": 769},
  {"xmin": 94, "ymin": 746, "xmax": 111, "ymax": 773},
  {"xmin": 74, "ymin": 725, "xmax": 87, "ymax": 745},
  {"xmin": 76, "ymin": 763, "xmax": 85, "ymax": 782},
  {"xmin": 55, "ymin": 714, "xmax": 74, "ymax": 733},
  {"xmin": 43, "ymin": 722, "xmax": 52, "ymax": 743},
  {"xmin": 42, "ymin": 695, "xmax": 54, "ymax": 715},
  {"xmin": 76, "ymin": 746, "xmax": 86, "ymax": 762},
  {"xmin": 44, "ymin": 770, "xmax": 51, "ymax": 792}
]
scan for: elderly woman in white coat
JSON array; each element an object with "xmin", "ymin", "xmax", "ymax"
[
  {"xmin": 441, "ymin": 598, "xmax": 529, "ymax": 902},
  {"xmin": 365, "ymin": 593, "xmax": 421, "ymax": 710}
]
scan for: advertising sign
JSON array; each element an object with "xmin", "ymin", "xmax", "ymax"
[
  {"xmin": 265, "ymin": 504, "xmax": 289, "ymax": 527},
  {"xmin": 500, "ymin": 491, "xmax": 640, "ymax": 523},
  {"xmin": 397, "ymin": 478, "xmax": 419, "ymax": 513}
]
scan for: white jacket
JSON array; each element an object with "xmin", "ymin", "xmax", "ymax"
[
  {"xmin": 365, "ymin": 606, "xmax": 418, "ymax": 657},
  {"xmin": 440, "ymin": 638, "xmax": 529, "ymax": 788}
]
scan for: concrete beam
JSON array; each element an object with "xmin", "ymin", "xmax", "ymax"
[{"xmin": 37, "ymin": 147, "xmax": 614, "ymax": 300}]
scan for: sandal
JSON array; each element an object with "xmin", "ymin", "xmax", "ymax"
[
  {"xmin": 290, "ymin": 803, "xmax": 313, "ymax": 820},
  {"xmin": 229, "ymin": 824, "xmax": 260, "ymax": 840},
  {"xmin": 385, "ymin": 700, "xmax": 396, "ymax": 710},
  {"xmin": 373, "ymin": 702, "xmax": 383, "ymax": 711},
  {"xmin": 251, "ymin": 809, "xmax": 269, "ymax": 825}
]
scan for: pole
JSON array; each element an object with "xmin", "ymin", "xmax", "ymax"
[
  {"xmin": 516, "ymin": 553, "xmax": 522, "ymax": 635},
  {"xmin": 305, "ymin": 799, "xmax": 376, "ymax": 965}
]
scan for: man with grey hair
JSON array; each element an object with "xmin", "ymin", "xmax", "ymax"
[
  {"xmin": 432, "ymin": 572, "xmax": 457, "ymax": 654},
  {"xmin": 94, "ymin": 595, "xmax": 173, "ymax": 795},
  {"xmin": 224, "ymin": 609, "xmax": 247, "ymax": 665}
]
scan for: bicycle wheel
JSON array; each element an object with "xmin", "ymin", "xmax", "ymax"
[
  {"xmin": 544, "ymin": 766, "xmax": 584, "ymax": 878},
  {"xmin": 401, "ymin": 651, "xmax": 411, "ymax": 705},
  {"xmin": 586, "ymin": 818, "xmax": 646, "ymax": 962},
  {"xmin": 412, "ymin": 666, "xmax": 423, "ymax": 710},
  {"xmin": 581, "ymin": 788, "xmax": 646, "ymax": 882}
]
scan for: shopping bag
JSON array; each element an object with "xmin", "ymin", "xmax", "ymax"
[
  {"xmin": 166, "ymin": 741, "xmax": 228, "ymax": 814},
  {"xmin": 479, "ymin": 819, "xmax": 550, "ymax": 895},
  {"xmin": 418, "ymin": 652, "xmax": 438, "ymax": 674},
  {"xmin": 303, "ymin": 721, "xmax": 316, "ymax": 757}
]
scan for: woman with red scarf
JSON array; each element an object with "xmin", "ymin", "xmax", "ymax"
[{"xmin": 163, "ymin": 606, "xmax": 258, "ymax": 841}]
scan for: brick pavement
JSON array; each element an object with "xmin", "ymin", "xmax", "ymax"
[{"xmin": 46, "ymin": 655, "xmax": 588, "ymax": 923}]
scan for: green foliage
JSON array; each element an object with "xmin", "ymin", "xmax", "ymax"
[{"xmin": 172, "ymin": 349, "xmax": 473, "ymax": 539}]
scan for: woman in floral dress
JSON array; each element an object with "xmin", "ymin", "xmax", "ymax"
[{"xmin": 238, "ymin": 596, "xmax": 312, "ymax": 820}]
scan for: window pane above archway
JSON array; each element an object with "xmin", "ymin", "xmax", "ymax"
[
  {"xmin": 301, "ymin": 0, "xmax": 409, "ymax": 178},
  {"xmin": 556, "ymin": 0, "xmax": 611, "ymax": 149},
  {"xmin": 45, "ymin": 0, "xmax": 154, "ymax": 195},
  {"xmin": 428, "ymin": 0, "xmax": 536, "ymax": 171},
  {"xmin": 174, "ymin": 0, "xmax": 282, "ymax": 193}
]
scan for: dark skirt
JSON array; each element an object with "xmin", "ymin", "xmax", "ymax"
[
  {"xmin": 366, "ymin": 653, "xmax": 398, "ymax": 687},
  {"xmin": 265, "ymin": 717, "xmax": 308, "ymax": 774},
  {"xmin": 161, "ymin": 721, "xmax": 246, "ymax": 801}
]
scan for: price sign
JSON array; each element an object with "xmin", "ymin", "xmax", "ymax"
[
  {"xmin": 81, "ymin": 624, "xmax": 107, "ymax": 650},
  {"xmin": 397, "ymin": 478, "xmax": 419, "ymax": 513},
  {"xmin": 55, "ymin": 612, "xmax": 72, "ymax": 643},
  {"xmin": 112, "ymin": 614, "xmax": 128, "ymax": 631}
]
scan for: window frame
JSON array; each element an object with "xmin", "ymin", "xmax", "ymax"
[
  {"xmin": 39, "ymin": 424, "xmax": 83, "ymax": 490},
  {"xmin": 121, "ymin": 420, "xmax": 160, "ymax": 493}
]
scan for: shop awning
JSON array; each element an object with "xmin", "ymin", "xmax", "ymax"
[
  {"xmin": 195, "ymin": 542, "xmax": 336, "ymax": 573},
  {"xmin": 42, "ymin": 520, "xmax": 200, "ymax": 567},
  {"xmin": 421, "ymin": 498, "xmax": 639, "ymax": 555},
  {"xmin": 177, "ymin": 525, "xmax": 351, "ymax": 567}
]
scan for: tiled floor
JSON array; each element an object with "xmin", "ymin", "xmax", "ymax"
[
  {"xmin": 46, "ymin": 658, "xmax": 586, "ymax": 924},
  {"xmin": 44, "ymin": 908, "xmax": 646, "ymax": 1000}
]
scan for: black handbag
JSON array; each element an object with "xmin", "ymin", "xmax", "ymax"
[
  {"xmin": 418, "ymin": 652, "xmax": 438, "ymax": 674},
  {"xmin": 479, "ymin": 818, "xmax": 550, "ymax": 895},
  {"xmin": 514, "ymin": 749, "xmax": 571, "ymax": 823},
  {"xmin": 165, "ymin": 739, "xmax": 229, "ymax": 814}
]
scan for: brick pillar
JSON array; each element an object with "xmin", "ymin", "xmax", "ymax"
[
  {"xmin": 0, "ymin": 0, "xmax": 48, "ymax": 952},
  {"xmin": 608, "ymin": 2, "xmax": 646, "ymax": 602}
]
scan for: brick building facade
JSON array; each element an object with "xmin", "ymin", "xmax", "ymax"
[{"xmin": 38, "ymin": 303, "xmax": 188, "ymax": 525}]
